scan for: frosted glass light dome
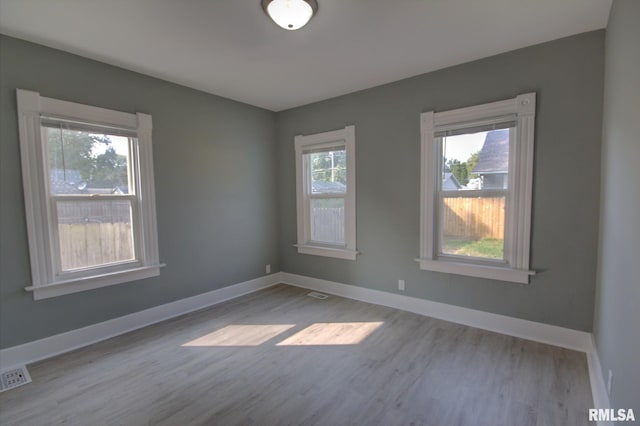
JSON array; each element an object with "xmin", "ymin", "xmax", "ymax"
[{"xmin": 262, "ymin": 0, "xmax": 318, "ymax": 31}]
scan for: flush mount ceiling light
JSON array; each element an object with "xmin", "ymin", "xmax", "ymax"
[{"xmin": 261, "ymin": 0, "xmax": 318, "ymax": 31}]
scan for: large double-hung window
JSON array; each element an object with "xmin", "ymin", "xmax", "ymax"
[
  {"xmin": 17, "ymin": 90, "xmax": 161, "ymax": 299},
  {"xmin": 419, "ymin": 93, "xmax": 536, "ymax": 283}
]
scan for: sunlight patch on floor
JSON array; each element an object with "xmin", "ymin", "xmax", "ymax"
[
  {"xmin": 182, "ymin": 324, "xmax": 295, "ymax": 347},
  {"xmin": 276, "ymin": 322, "xmax": 384, "ymax": 346}
]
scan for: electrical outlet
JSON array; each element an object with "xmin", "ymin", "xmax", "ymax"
[
  {"xmin": 398, "ymin": 280, "xmax": 405, "ymax": 291},
  {"xmin": 607, "ymin": 369, "xmax": 613, "ymax": 395},
  {"xmin": 265, "ymin": 264, "xmax": 271, "ymax": 274}
]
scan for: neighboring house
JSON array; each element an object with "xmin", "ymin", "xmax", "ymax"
[
  {"xmin": 442, "ymin": 172, "xmax": 462, "ymax": 191},
  {"xmin": 50, "ymin": 169, "xmax": 127, "ymax": 195},
  {"xmin": 49, "ymin": 169, "xmax": 86, "ymax": 194},
  {"xmin": 473, "ymin": 129, "xmax": 509, "ymax": 189},
  {"xmin": 312, "ymin": 181, "xmax": 346, "ymax": 193},
  {"xmin": 465, "ymin": 177, "xmax": 482, "ymax": 190}
]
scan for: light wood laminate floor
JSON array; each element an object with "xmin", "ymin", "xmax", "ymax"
[{"xmin": 0, "ymin": 284, "xmax": 593, "ymax": 425}]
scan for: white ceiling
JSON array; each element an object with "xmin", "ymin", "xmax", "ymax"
[{"xmin": 0, "ymin": 0, "xmax": 611, "ymax": 111}]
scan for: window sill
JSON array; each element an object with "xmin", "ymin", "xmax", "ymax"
[
  {"xmin": 294, "ymin": 244, "xmax": 358, "ymax": 260},
  {"xmin": 25, "ymin": 264, "xmax": 165, "ymax": 300},
  {"xmin": 416, "ymin": 258, "xmax": 534, "ymax": 284}
]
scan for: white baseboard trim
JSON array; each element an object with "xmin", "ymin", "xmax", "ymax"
[
  {"xmin": 281, "ymin": 272, "xmax": 593, "ymax": 352},
  {"xmin": 0, "ymin": 273, "xmax": 281, "ymax": 370},
  {"xmin": 586, "ymin": 335, "xmax": 612, "ymax": 426}
]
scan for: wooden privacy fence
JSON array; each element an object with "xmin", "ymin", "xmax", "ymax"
[
  {"xmin": 311, "ymin": 207, "xmax": 345, "ymax": 244},
  {"xmin": 56, "ymin": 201, "xmax": 133, "ymax": 270},
  {"xmin": 57, "ymin": 201, "xmax": 130, "ymax": 224},
  {"xmin": 55, "ymin": 199, "xmax": 502, "ymax": 269},
  {"xmin": 442, "ymin": 196, "xmax": 505, "ymax": 239},
  {"xmin": 58, "ymin": 223, "xmax": 134, "ymax": 270}
]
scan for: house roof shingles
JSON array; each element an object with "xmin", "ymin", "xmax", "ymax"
[
  {"xmin": 50, "ymin": 169, "xmax": 84, "ymax": 194},
  {"xmin": 473, "ymin": 129, "xmax": 509, "ymax": 174}
]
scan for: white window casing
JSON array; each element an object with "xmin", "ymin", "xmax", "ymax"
[
  {"xmin": 16, "ymin": 89, "xmax": 162, "ymax": 300},
  {"xmin": 294, "ymin": 125, "xmax": 357, "ymax": 260},
  {"xmin": 418, "ymin": 93, "xmax": 536, "ymax": 283}
]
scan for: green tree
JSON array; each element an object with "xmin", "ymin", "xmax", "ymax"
[
  {"xmin": 444, "ymin": 150, "xmax": 481, "ymax": 187},
  {"xmin": 447, "ymin": 158, "xmax": 469, "ymax": 186},
  {"xmin": 466, "ymin": 151, "xmax": 480, "ymax": 180},
  {"xmin": 47, "ymin": 129, "xmax": 98, "ymax": 181},
  {"xmin": 93, "ymin": 147, "xmax": 128, "ymax": 188},
  {"xmin": 311, "ymin": 150, "xmax": 346, "ymax": 184},
  {"xmin": 46, "ymin": 128, "xmax": 128, "ymax": 189}
]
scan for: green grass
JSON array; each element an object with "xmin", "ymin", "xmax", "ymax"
[{"xmin": 442, "ymin": 237, "xmax": 504, "ymax": 259}]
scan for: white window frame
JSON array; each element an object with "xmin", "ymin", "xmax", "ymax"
[
  {"xmin": 294, "ymin": 125, "xmax": 357, "ymax": 260},
  {"xmin": 418, "ymin": 93, "xmax": 536, "ymax": 284},
  {"xmin": 17, "ymin": 89, "xmax": 162, "ymax": 300}
]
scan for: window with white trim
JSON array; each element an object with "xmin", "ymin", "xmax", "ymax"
[
  {"xmin": 294, "ymin": 125, "xmax": 357, "ymax": 260},
  {"xmin": 419, "ymin": 93, "xmax": 536, "ymax": 283},
  {"xmin": 17, "ymin": 89, "xmax": 161, "ymax": 300}
]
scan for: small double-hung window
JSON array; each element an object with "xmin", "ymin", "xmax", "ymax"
[
  {"xmin": 419, "ymin": 93, "xmax": 536, "ymax": 283},
  {"xmin": 294, "ymin": 125, "xmax": 357, "ymax": 260},
  {"xmin": 17, "ymin": 90, "xmax": 161, "ymax": 299}
]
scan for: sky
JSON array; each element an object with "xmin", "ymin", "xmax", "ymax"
[
  {"xmin": 90, "ymin": 135, "xmax": 130, "ymax": 157},
  {"xmin": 442, "ymin": 131, "xmax": 487, "ymax": 162}
]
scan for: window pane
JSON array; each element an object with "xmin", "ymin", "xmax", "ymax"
[
  {"xmin": 310, "ymin": 198, "xmax": 345, "ymax": 245},
  {"xmin": 308, "ymin": 149, "xmax": 347, "ymax": 194},
  {"xmin": 44, "ymin": 126, "xmax": 133, "ymax": 195},
  {"xmin": 56, "ymin": 200, "xmax": 135, "ymax": 271},
  {"xmin": 440, "ymin": 195, "xmax": 505, "ymax": 260},
  {"xmin": 441, "ymin": 128, "xmax": 510, "ymax": 190}
]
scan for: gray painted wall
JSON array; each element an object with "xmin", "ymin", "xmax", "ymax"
[
  {"xmin": 594, "ymin": 0, "xmax": 640, "ymax": 411},
  {"xmin": 0, "ymin": 30, "xmax": 608, "ymax": 350},
  {"xmin": 277, "ymin": 31, "xmax": 605, "ymax": 331},
  {"xmin": 0, "ymin": 35, "xmax": 279, "ymax": 349}
]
